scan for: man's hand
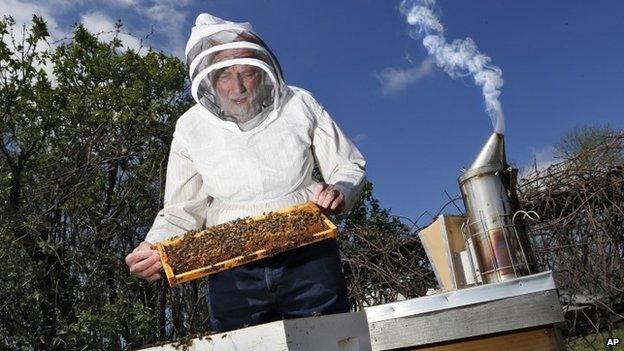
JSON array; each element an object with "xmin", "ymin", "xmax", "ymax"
[
  {"xmin": 125, "ymin": 241, "xmax": 162, "ymax": 282},
  {"xmin": 312, "ymin": 183, "xmax": 345, "ymax": 214}
]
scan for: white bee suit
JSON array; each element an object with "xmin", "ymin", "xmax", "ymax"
[{"xmin": 144, "ymin": 14, "xmax": 366, "ymax": 243}]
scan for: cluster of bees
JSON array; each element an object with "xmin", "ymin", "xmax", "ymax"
[{"xmin": 163, "ymin": 209, "xmax": 327, "ymax": 274}]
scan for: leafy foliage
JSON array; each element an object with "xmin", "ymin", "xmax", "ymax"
[{"xmin": 0, "ymin": 15, "xmax": 195, "ymax": 349}]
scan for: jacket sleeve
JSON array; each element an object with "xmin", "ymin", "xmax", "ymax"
[
  {"xmin": 144, "ymin": 133, "xmax": 211, "ymax": 243},
  {"xmin": 309, "ymin": 96, "xmax": 366, "ymax": 213}
]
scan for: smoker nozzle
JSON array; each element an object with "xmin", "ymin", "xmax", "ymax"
[{"xmin": 469, "ymin": 132, "xmax": 506, "ymax": 170}]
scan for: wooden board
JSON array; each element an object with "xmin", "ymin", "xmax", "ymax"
[
  {"xmin": 404, "ymin": 327, "xmax": 563, "ymax": 351},
  {"xmin": 154, "ymin": 201, "xmax": 337, "ymax": 287},
  {"xmin": 368, "ymin": 289, "xmax": 565, "ymax": 350},
  {"xmin": 418, "ymin": 218, "xmax": 451, "ymax": 289},
  {"xmin": 418, "ymin": 215, "xmax": 467, "ymax": 291}
]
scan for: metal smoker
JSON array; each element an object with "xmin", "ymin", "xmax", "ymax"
[{"xmin": 459, "ymin": 133, "xmax": 537, "ymax": 284}]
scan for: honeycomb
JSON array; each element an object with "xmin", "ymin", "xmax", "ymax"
[{"xmin": 155, "ymin": 202, "xmax": 336, "ymax": 287}]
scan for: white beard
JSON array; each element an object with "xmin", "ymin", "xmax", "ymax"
[{"xmin": 216, "ymin": 84, "xmax": 270, "ymax": 123}]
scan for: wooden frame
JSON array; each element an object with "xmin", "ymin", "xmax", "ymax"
[
  {"xmin": 154, "ymin": 202, "xmax": 337, "ymax": 287},
  {"xmin": 405, "ymin": 326, "xmax": 564, "ymax": 351}
]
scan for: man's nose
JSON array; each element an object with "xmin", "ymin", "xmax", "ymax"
[{"xmin": 233, "ymin": 74, "xmax": 246, "ymax": 94}]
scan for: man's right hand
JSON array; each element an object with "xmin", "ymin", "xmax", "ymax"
[{"xmin": 125, "ymin": 241, "xmax": 162, "ymax": 282}]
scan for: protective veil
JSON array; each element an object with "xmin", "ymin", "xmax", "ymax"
[
  {"xmin": 186, "ymin": 13, "xmax": 287, "ymax": 131},
  {"xmin": 145, "ymin": 14, "xmax": 366, "ymax": 243}
]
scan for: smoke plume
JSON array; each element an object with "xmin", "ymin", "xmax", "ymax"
[{"xmin": 400, "ymin": 0, "xmax": 505, "ymax": 134}]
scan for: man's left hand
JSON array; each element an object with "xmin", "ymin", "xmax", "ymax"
[{"xmin": 312, "ymin": 183, "xmax": 345, "ymax": 214}]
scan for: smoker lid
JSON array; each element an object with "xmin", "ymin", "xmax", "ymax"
[{"xmin": 469, "ymin": 132, "xmax": 507, "ymax": 169}]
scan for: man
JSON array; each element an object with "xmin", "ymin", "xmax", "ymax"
[{"xmin": 125, "ymin": 13, "xmax": 366, "ymax": 332}]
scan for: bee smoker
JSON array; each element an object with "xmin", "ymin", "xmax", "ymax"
[{"xmin": 458, "ymin": 133, "xmax": 537, "ymax": 284}]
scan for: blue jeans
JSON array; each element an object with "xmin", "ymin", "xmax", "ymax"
[{"xmin": 207, "ymin": 239, "xmax": 350, "ymax": 332}]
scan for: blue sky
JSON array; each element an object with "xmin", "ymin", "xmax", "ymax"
[{"xmin": 3, "ymin": 0, "xmax": 623, "ymax": 225}]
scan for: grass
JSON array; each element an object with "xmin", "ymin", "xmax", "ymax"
[{"xmin": 567, "ymin": 327, "xmax": 624, "ymax": 351}]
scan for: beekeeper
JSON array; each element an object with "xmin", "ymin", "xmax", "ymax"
[{"xmin": 125, "ymin": 13, "xmax": 366, "ymax": 332}]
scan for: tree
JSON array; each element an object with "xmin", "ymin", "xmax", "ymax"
[
  {"xmin": 554, "ymin": 123, "xmax": 623, "ymax": 167},
  {"xmin": 0, "ymin": 15, "xmax": 196, "ymax": 349}
]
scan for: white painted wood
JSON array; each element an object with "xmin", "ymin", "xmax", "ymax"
[
  {"xmin": 281, "ymin": 310, "xmax": 371, "ymax": 351},
  {"xmin": 139, "ymin": 310, "xmax": 371, "ymax": 351}
]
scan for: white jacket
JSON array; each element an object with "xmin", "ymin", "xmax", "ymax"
[{"xmin": 144, "ymin": 87, "xmax": 366, "ymax": 243}]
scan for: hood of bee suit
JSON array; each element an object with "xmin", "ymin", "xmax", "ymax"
[{"xmin": 185, "ymin": 13, "xmax": 288, "ymax": 132}]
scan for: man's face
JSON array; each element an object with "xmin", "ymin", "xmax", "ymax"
[
  {"xmin": 212, "ymin": 48, "xmax": 264, "ymax": 122},
  {"xmin": 214, "ymin": 64, "xmax": 263, "ymax": 122}
]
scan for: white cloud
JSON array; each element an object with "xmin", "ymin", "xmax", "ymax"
[
  {"xmin": 100, "ymin": 0, "xmax": 192, "ymax": 58},
  {"xmin": 2, "ymin": 0, "xmax": 199, "ymax": 59},
  {"xmin": 145, "ymin": 4, "xmax": 176, "ymax": 23},
  {"xmin": 1, "ymin": 0, "xmax": 189, "ymax": 85},
  {"xmin": 111, "ymin": 0, "xmax": 137, "ymax": 6},
  {"xmin": 0, "ymin": 0, "xmax": 66, "ymax": 40},
  {"xmin": 0, "ymin": 0, "xmax": 71, "ymax": 85},
  {"xmin": 376, "ymin": 57, "xmax": 434, "ymax": 95},
  {"xmin": 80, "ymin": 11, "xmax": 146, "ymax": 54},
  {"xmin": 520, "ymin": 145, "xmax": 560, "ymax": 179},
  {"xmin": 352, "ymin": 133, "xmax": 368, "ymax": 144},
  {"xmin": 140, "ymin": 3, "xmax": 188, "ymax": 58}
]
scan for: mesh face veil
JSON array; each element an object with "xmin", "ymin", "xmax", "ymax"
[{"xmin": 185, "ymin": 14, "xmax": 286, "ymax": 130}]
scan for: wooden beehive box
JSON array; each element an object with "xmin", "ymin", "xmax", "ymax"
[{"xmin": 154, "ymin": 201, "xmax": 337, "ymax": 287}]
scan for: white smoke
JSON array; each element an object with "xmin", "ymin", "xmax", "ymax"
[
  {"xmin": 377, "ymin": 57, "xmax": 434, "ymax": 95},
  {"xmin": 400, "ymin": 0, "xmax": 505, "ymax": 134}
]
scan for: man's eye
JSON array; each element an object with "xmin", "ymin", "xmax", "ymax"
[
  {"xmin": 241, "ymin": 70, "xmax": 257, "ymax": 78},
  {"xmin": 218, "ymin": 72, "xmax": 232, "ymax": 80}
]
